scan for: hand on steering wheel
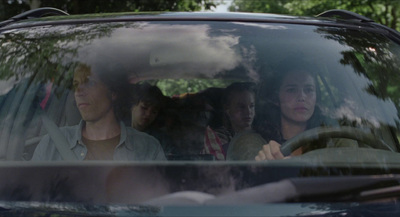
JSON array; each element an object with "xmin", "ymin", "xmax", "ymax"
[
  {"xmin": 280, "ymin": 126, "xmax": 394, "ymax": 156},
  {"xmin": 255, "ymin": 126, "xmax": 394, "ymax": 161},
  {"xmin": 254, "ymin": 140, "xmax": 285, "ymax": 161}
]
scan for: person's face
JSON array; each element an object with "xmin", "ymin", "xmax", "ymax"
[
  {"xmin": 73, "ymin": 69, "xmax": 115, "ymax": 123},
  {"xmin": 226, "ymin": 90, "xmax": 255, "ymax": 132},
  {"xmin": 131, "ymin": 101, "xmax": 159, "ymax": 131},
  {"xmin": 278, "ymin": 71, "xmax": 316, "ymax": 124}
]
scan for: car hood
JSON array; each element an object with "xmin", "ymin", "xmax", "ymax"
[{"xmin": 1, "ymin": 160, "xmax": 400, "ymax": 216}]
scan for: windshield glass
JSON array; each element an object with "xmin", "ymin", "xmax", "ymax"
[{"xmin": 1, "ymin": 20, "xmax": 400, "ymax": 164}]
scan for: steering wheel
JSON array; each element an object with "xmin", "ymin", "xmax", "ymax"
[{"xmin": 280, "ymin": 126, "xmax": 395, "ymax": 156}]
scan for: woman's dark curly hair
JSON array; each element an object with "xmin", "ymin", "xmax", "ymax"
[{"xmin": 255, "ymin": 59, "xmax": 326, "ymax": 145}]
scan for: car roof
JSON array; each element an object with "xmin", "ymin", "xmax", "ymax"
[
  {"xmin": 0, "ymin": 7, "xmax": 385, "ymax": 31},
  {"xmin": 1, "ymin": 8, "xmax": 399, "ymax": 48}
]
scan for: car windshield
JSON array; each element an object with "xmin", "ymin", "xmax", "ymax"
[
  {"xmin": 2, "ymin": 14, "xmax": 400, "ymax": 213},
  {"xmin": 2, "ymin": 20, "xmax": 399, "ymax": 161}
]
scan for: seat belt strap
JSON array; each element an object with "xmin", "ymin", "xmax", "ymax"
[{"xmin": 41, "ymin": 111, "xmax": 78, "ymax": 160}]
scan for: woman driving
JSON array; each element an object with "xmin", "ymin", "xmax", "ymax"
[{"xmin": 254, "ymin": 64, "xmax": 321, "ymax": 160}]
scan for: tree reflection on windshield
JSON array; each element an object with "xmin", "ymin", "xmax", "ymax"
[
  {"xmin": 316, "ymin": 27, "xmax": 400, "ymax": 110},
  {"xmin": 314, "ymin": 27, "xmax": 400, "ymax": 132}
]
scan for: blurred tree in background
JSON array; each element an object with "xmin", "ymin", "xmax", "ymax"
[
  {"xmin": 1, "ymin": 0, "xmax": 399, "ymax": 31},
  {"xmin": 0, "ymin": 0, "xmax": 218, "ymax": 21},
  {"xmin": 229, "ymin": 0, "xmax": 400, "ymax": 31}
]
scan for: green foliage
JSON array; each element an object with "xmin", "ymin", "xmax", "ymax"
[
  {"xmin": 153, "ymin": 79, "xmax": 231, "ymax": 96},
  {"xmin": 230, "ymin": 0, "xmax": 400, "ymax": 31},
  {"xmin": 229, "ymin": 0, "xmax": 291, "ymax": 14},
  {"xmin": 0, "ymin": 22, "xmax": 125, "ymax": 97},
  {"xmin": 0, "ymin": 0, "xmax": 218, "ymax": 21}
]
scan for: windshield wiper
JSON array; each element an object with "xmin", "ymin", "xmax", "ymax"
[
  {"xmin": 358, "ymin": 184, "xmax": 400, "ymax": 201},
  {"xmin": 0, "ymin": 7, "xmax": 69, "ymax": 28},
  {"xmin": 184, "ymin": 175, "xmax": 400, "ymax": 205},
  {"xmin": 289, "ymin": 175, "xmax": 400, "ymax": 202}
]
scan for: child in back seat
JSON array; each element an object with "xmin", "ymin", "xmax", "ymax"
[{"xmin": 203, "ymin": 82, "xmax": 257, "ymax": 160}]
